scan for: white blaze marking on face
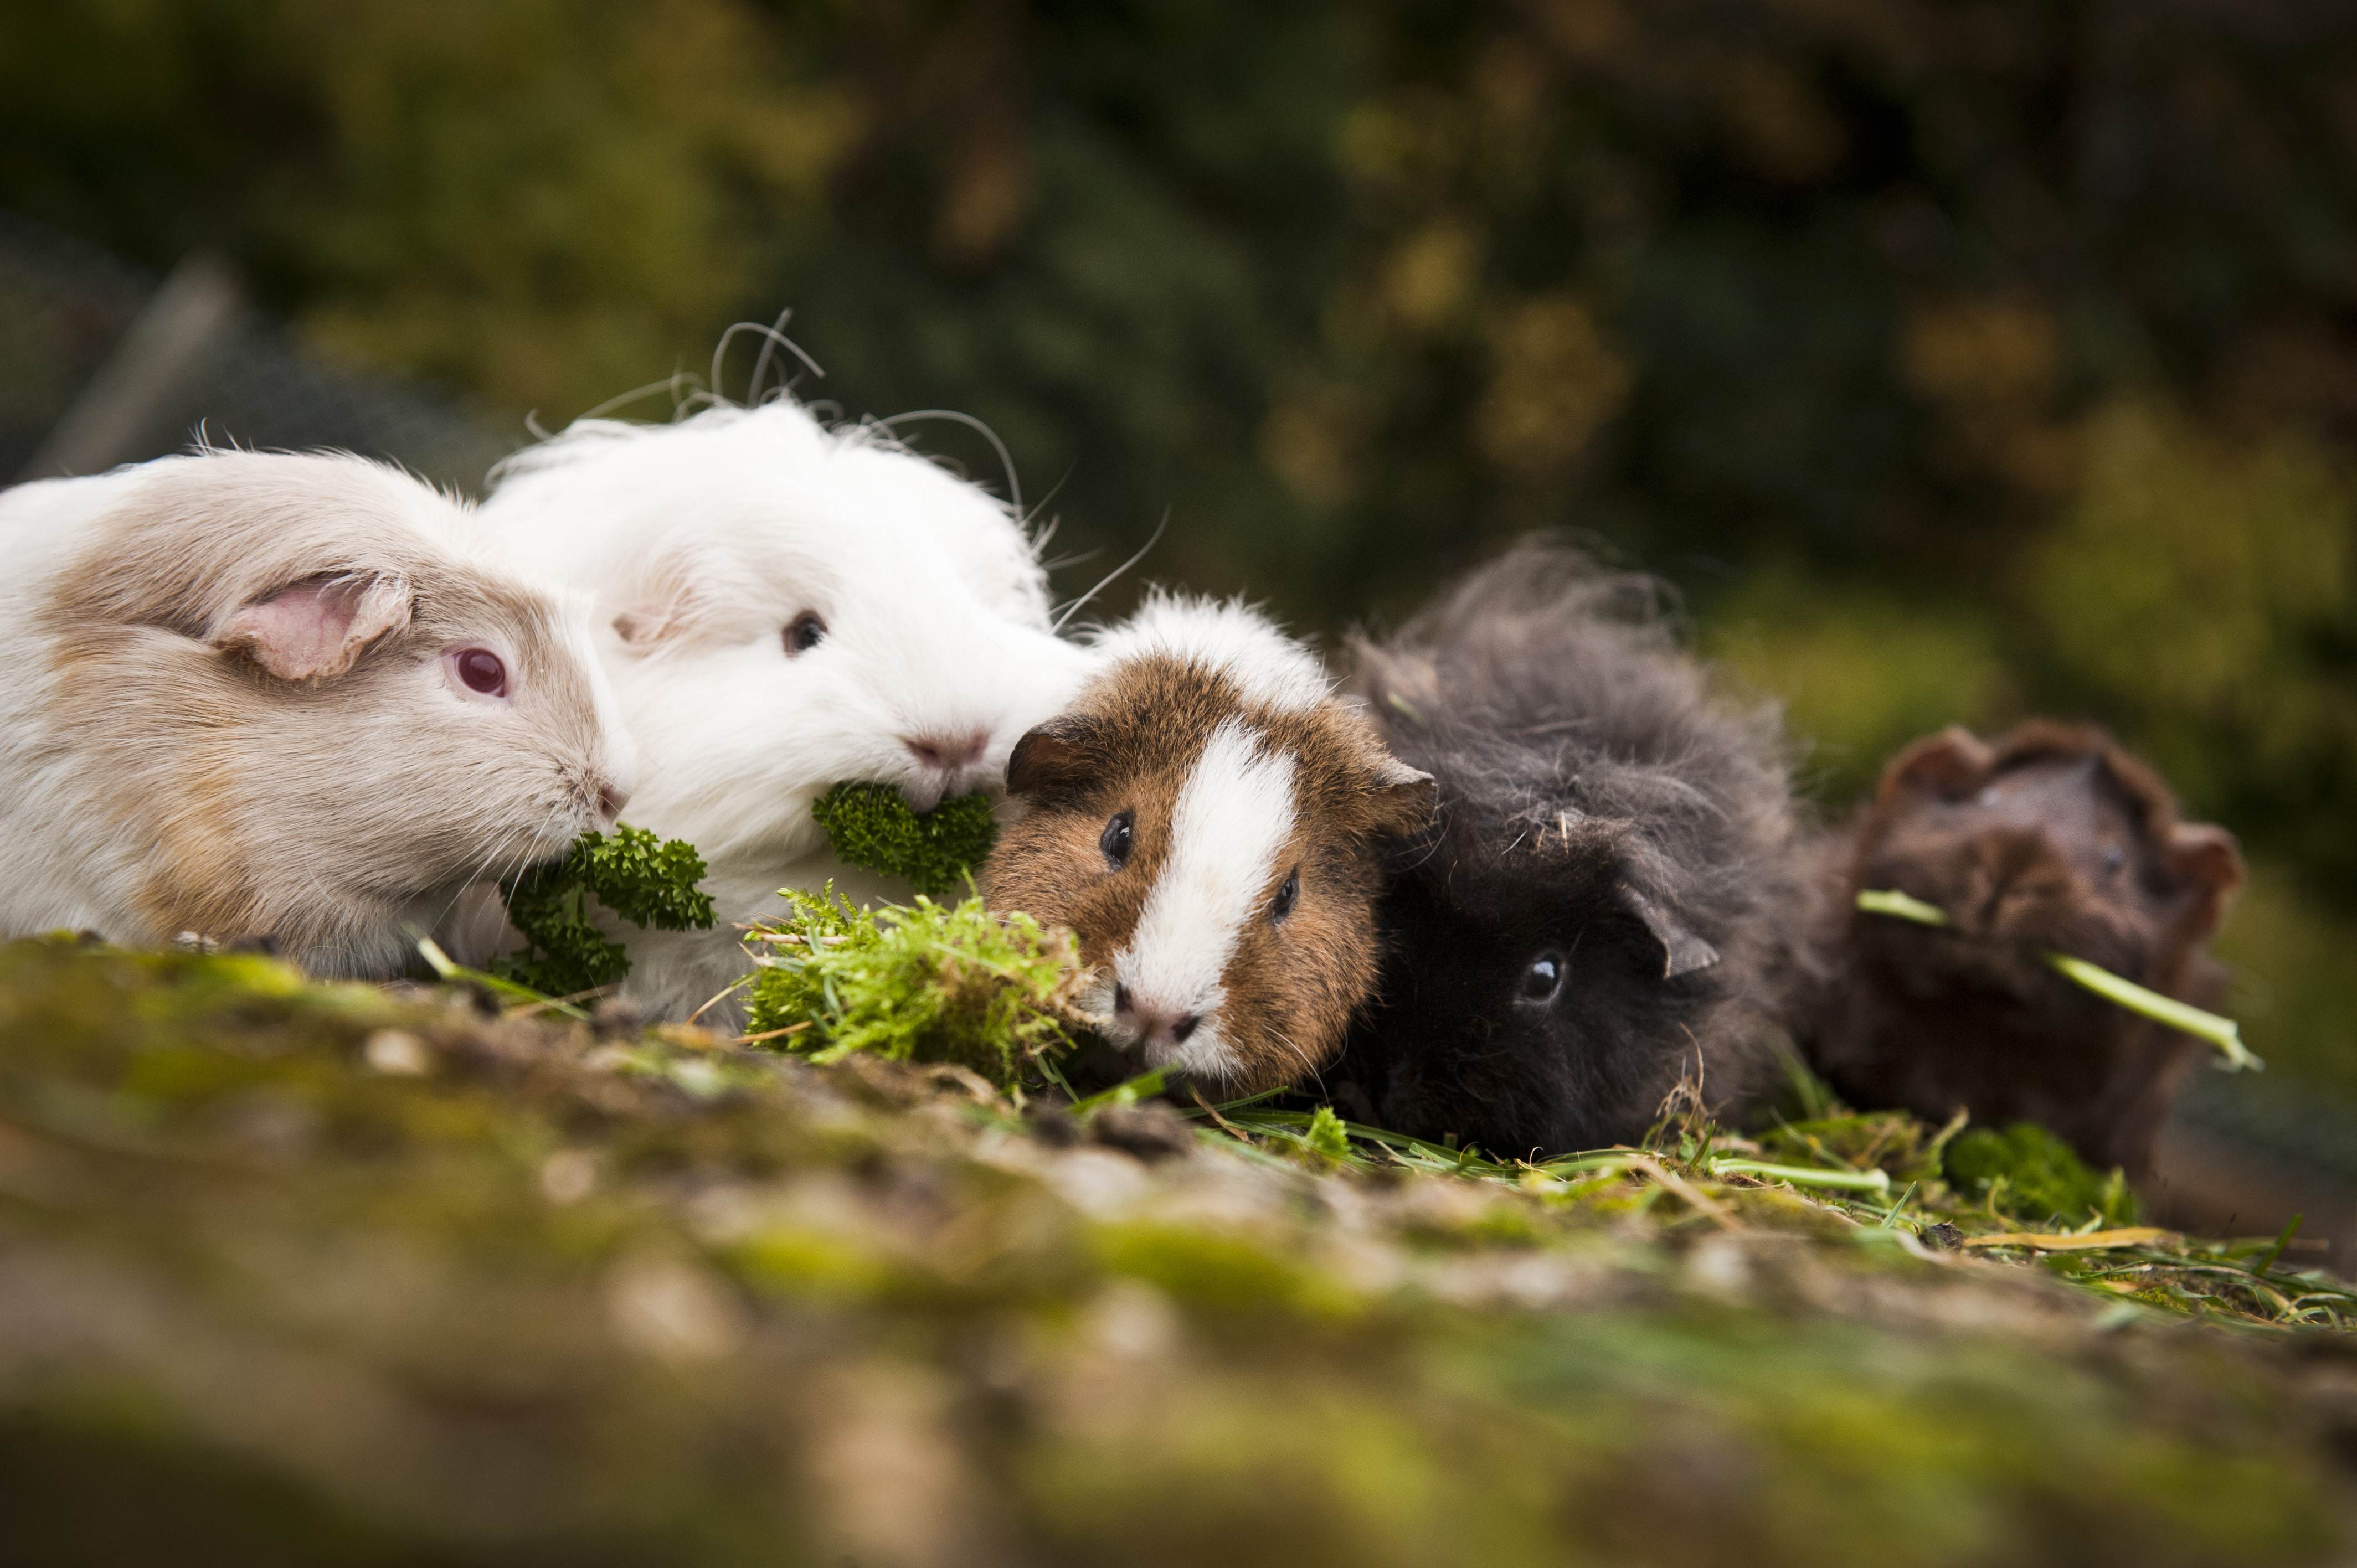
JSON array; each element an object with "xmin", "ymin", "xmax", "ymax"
[{"xmin": 1113, "ymin": 716, "xmax": 1296, "ymax": 1072}]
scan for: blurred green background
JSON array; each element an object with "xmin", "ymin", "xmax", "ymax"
[{"xmin": 3, "ymin": 0, "xmax": 2352, "ymax": 1100}]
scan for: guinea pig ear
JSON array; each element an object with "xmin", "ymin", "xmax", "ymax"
[
  {"xmin": 1006, "ymin": 715, "xmax": 1102, "ymax": 797},
  {"xmin": 2166, "ymin": 823, "xmax": 2246, "ymax": 940},
  {"xmin": 214, "ymin": 572, "xmax": 411, "ymax": 682},
  {"xmin": 613, "ymin": 596, "xmax": 695, "ymax": 648},
  {"xmin": 1365, "ymin": 756, "xmax": 1437, "ymax": 838},
  {"xmin": 1877, "ymin": 725, "xmax": 1995, "ymax": 804},
  {"xmin": 1620, "ymin": 886, "xmax": 1720, "ymax": 979}
]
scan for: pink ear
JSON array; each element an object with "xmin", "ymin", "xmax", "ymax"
[
  {"xmin": 215, "ymin": 574, "xmax": 411, "ymax": 681},
  {"xmin": 613, "ymin": 606, "xmax": 678, "ymax": 647}
]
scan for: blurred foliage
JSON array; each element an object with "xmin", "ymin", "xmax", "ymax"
[
  {"xmin": 3, "ymin": 936, "xmax": 2354, "ymax": 1564},
  {"xmin": 6, "ymin": 0, "xmax": 2356, "ymax": 1075}
]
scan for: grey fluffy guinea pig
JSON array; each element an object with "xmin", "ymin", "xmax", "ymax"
[
  {"xmin": 1326, "ymin": 544, "xmax": 1799, "ymax": 1156},
  {"xmin": 0, "ymin": 451, "xmax": 636, "ymax": 976},
  {"xmin": 983, "ymin": 593, "xmax": 1434, "ymax": 1094}
]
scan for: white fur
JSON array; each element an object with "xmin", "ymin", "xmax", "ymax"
[
  {"xmin": 474, "ymin": 398, "xmax": 1098, "ymax": 1022},
  {"xmin": 1085, "ymin": 591, "xmax": 1330, "ymax": 713},
  {"xmin": 1108, "ymin": 716, "xmax": 1298, "ymax": 1077},
  {"xmin": 0, "ymin": 451, "xmax": 634, "ymax": 977}
]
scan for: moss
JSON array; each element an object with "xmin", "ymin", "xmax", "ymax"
[
  {"xmin": 740, "ymin": 887, "xmax": 1083, "ymax": 1086},
  {"xmin": 1945, "ymin": 1122, "xmax": 2139, "ymax": 1227},
  {"xmin": 811, "ymin": 782, "xmax": 999, "ymax": 897},
  {"xmin": 0, "ymin": 936, "xmax": 2351, "ymax": 1565}
]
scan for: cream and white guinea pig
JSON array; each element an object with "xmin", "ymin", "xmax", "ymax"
[
  {"xmin": 471, "ymin": 397, "xmax": 1097, "ymax": 1022},
  {"xmin": 983, "ymin": 595, "xmax": 1434, "ymax": 1093},
  {"xmin": 0, "ymin": 450, "xmax": 635, "ymax": 977}
]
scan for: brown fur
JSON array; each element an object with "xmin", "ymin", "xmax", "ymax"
[
  {"xmin": 1779, "ymin": 721, "xmax": 2246, "ymax": 1178},
  {"xmin": 16, "ymin": 452, "xmax": 620, "ymax": 975},
  {"xmin": 985, "ymin": 653, "xmax": 1431, "ymax": 1092}
]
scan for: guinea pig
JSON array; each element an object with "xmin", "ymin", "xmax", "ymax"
[
  {"xmin": 982, "ymin": 593, "xmax": 1434, "ymax": 1093},
  {"xmin": 1778, "ymin": 721, "xmax": 2246, "ymax": 1179},
  {"xmin": 0, "ymin": 450, "xmax": 635, "ymax": 977},
  {"xmin": 471, "ymin": 395, "xmax": 1097, "ymax": 1022},
  {"xmin": 1325, "ymin": 543, "xmax": 1799, "ymax": 1158}
]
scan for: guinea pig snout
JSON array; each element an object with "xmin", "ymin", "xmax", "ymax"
[
  {"xmin": 904, "ymin": 731, "xmax": 987, "ymax": 772},
  {"xmin": 899, "ymin": 730, "xmax": 990, "ymax": 811},
  {"xmin": 1957, "ymin": 828, "xmax": 2072, "ymax": 935},
  {"xmin": 1113, "ymin": 982, "xmax": 1203, "ymax": 1047}
]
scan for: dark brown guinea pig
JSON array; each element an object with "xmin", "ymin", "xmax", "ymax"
[
  {"xmin": 1325, "ymin": 544, "xmax": 1801, "ymax": 1158},
  {"xmin": 982, "ymin": 592, "xmax": 1434, "ymax": 1094},
  {"xmin": 1784, "ymin": 721, "xmax": 2246, "ymax": 1178}
]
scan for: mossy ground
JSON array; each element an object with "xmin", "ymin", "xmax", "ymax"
[{"xmin": 2, "ymin": 936, "xmax": 2354, "ymax": 1566}]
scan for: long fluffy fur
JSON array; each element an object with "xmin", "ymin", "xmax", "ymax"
[
  {"xmin": 1331, "ymin": 542, "xmax": 1802, "ymax": 1156},
  {"xmin": 474, "ymin": 397, "xmax": 1097, "ymax": 1022}
]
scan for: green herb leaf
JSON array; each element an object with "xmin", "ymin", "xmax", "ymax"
[
  {"xmin": 491, "ymin": 826, "xmax": 717, "ymax": 997},
  {"xmin": 812, "ymin": 782, "xmax": 998, "ymax": 897}
]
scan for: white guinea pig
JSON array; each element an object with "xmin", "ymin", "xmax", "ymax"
[
  {"xmin": 0, "ymin": 450, "xmax": 636, "ymax": 977},
  {"xmin": 472, "ymin": 397, "xmax": 1097, "ymax": 1023}
]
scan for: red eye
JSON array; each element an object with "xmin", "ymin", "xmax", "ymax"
[{"xmin": 454, "ymin": 647, "xmax": 508, "ymax": 697}]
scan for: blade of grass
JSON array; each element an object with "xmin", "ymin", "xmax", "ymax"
[
  {"xmin": 2045, "ymin": 952, "xmax": 2260, "ymax": 1070},
  {"xmin": 1856, "ymin": 888, "xmax": 1952, "ymax": 927},
  {"xmin": 2251, "ymin": 1213, "xmax": 2305, "ymax": 1277},
  {"xmin": 1707, "ymin": 1158, "xmax": 1892, "ymax": 1194},
  {"xmin": 1067, "ymin": 1069, "xmax": 1166, "ymax": 1118},
  {"xmin": 417, "ymin": 937, "xmax": 590, "ymax": 1020},
  {"xmin": 1857, "ymin": 890, "xmax": 2258, "ymax": 1071}
]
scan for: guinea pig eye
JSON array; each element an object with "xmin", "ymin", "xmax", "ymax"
[
  {"xmin": 451, "ymin": 647, "xmax": 508, "ymax": 698},
  {"xmin": 784, "ymin": 611, "xmax": 827, "ymax": 656},
  {"xmin": 2103, "ymin": 843, "xmax": 2127, "ymax": 875},
  {"xmin": 1517, "ymin": 951, "xmax": 1565, "ymax": 1006},
  {"xmin": 1100, "ymin": 810, "xmax": 1135, "ymax": 870},
  {"xmin": 1269, "ymin": 866, "xmax": 1300, "ymax": 924}
]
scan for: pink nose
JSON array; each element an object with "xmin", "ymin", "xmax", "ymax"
[
  {"xmin": 596, "ymin": 781, "xmax": 630, "ymax": 824},
  {"xmin": 1114, "ymin": 983, "xmax": 1202, "ymax": 1044},
  {"xmin": 904, "ymin": 732, "xmax": 987, "ymax": 772}
]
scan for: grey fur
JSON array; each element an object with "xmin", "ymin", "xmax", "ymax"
[{"xmin": 1330, "ymin": 541, "xmax": 1803, "ymax": 1157}]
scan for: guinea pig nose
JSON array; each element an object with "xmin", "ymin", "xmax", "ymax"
[
  {"xmin": 1171, "ymin": 1013, "xmax": 1202, "ymax": 1043},
  {"xmin": 1114, "ymin": 982, "xmax": 1133, "ymax": 1015},
  {"xmin": 596, "ymin": 780, "xmax": 629, "ymax": 823},
  {"xmin": 903, "ymin": 731, "xmax": 989, "ymax": 771}
]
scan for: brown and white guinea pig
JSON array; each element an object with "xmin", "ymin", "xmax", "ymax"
[
  {"xmin": 1325, "ymin": 544, "xmax": 1799, "ymax": 1158},
  {"xmin": 982, "ymin": 593, "xmax": 1434, "ymax": 1094},
  {"xmin": 1779, "ymin": 721, "xmax": 2246, "ymax": 1179},
  {"xmin": 0, "ymin": 450, "xmax": 634, "ymax": 977}
]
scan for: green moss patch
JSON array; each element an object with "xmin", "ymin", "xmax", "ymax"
[{"xmin": 1, "ymin": 935, "xmax": 2353, "ymax": 1565}]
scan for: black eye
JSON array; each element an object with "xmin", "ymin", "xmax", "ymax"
[
  {"xmin": 1100, "ymin": 810, "xmax": 1135, "ymax": 870},
  {"xmin": 1517, "ymin": 951, "xmax": 1565, "ymax": 1005},
  {"xmin": 1269, "ymin": 867, "xmax": 1300, "ymax": 924},
  {"xmin": 2103, "ymin": 843, "xmax": 2126, "ymax": 875},
  {"xmin": 784, "ymin": 611, "xmax": 827, "ymax": 655}
]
